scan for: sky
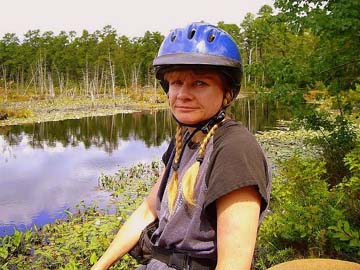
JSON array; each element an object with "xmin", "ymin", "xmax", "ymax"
[{"xmin": 0, "ymin": 0, "xmax": 274, "ymax": 39}]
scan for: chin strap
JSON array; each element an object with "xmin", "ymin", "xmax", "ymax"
[
  {"xmin": 199, "ymin": 109, "xmax": 225, "ymax": 134},
  {"xmin": 171, "ymin": 108, "xmax": 226, "ymax": 172},
  {"xmin": 171, "ymin": 108, "xmax": 226, "ymax": 132}
]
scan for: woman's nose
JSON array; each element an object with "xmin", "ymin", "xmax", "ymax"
[{"xmin": 177, "ymin": 83, "xmax": 193, "ymax": 99}]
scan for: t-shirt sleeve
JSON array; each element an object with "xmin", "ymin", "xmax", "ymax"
[{"xmin": 204, "ymin": 125, "xmax": 271, "ymax": 221}]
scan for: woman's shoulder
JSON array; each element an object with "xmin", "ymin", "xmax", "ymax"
[{"xmin": 215, "ymin": 119, "xmax": 258, "ymax": 145}]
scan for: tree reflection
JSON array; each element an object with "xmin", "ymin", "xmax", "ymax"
[
  {"xmin": 0, "ymin": 98, "xmax": 291, "ymax": 153},
  {"xmin": 0, "ymin": 110, "xmax": 176, "ymax": 153}
]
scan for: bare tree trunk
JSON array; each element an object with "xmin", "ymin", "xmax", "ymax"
[
  {"xmin": 254, "ymin": 39, "xmax": 258, "ymax": 88},
  {"xmin": 16, "ymin": 66, "xmax": 20, "ymax": 94},
  {"xmin": 37, "ymin": 55, "xmax": 47, "ymax": 96},
  {"xmin": 132, "ymin": 65, "xmax": 136, "ymax": 92},
  {"xmin": 24, "ymin": 70, "xmax": 35, "ymax": 95},
  {"xmin": 43, "ymin": 52, "xmax": 48, "ymax": 95},
  {"xmin": 1, "ymin": 64, "xmax": 7, "ymax": 98},
  {"xmin": 38, "ymin": 59, "xmax": 43, "ymax": 95},
  {"xmin": 21, "ymin": 65, "xmax": 25, "ymax": 94},
  {"xmin": 89, "ymin": 79, "xmax": 95, "ymax": 108},
  {"xmin": 132, "ymin": 62, "xmax": 142, "ymax": 93},
  {"xmin": 81, "ymin": 55, "xmax": 92, "ymax": 98},
  {"xmin": 244, "ymin": 69, "xmax": 247, "ymax": 89},
  {"xmin": 248, "ymin": 48, "xmax": 253, "ymax": 84},
  {"xmin": 94, "ymin": 64, "xmax": 99, "ymax": 97},
  {"xmin": 54, "ymin": 65, "xmax": 64, "ymax": 96},
  {"xmin": 108, "ymin": 51, "xmax": 116, "ymax": 100},
  {"xmin": 29, "ymin": 65, "xmax": 37, "ymax": 95},
  {"xmin": 64, "ymin": 71, "xmax": 69, "ymax": 96},
  {"xmin": 85, "ymin": 57, "xmax": 89, "ymax": 97},
  {"xmin": 99, "ymin": 65, "xmax": 105, "ymax": 96},
  {"xmin": 147, "ymin": 65, "xmax": 151, "ymax": 87},
  {"xmin": 120, "ymin": 65, "xmax": 127, "ymax": 96},
  {"xmin": 104, "ymin": 70, "xmax": 108, "ymax": 97},
  {"xmin": 48, "ymin": 72, "xmax": 55, "ymax": 98}
]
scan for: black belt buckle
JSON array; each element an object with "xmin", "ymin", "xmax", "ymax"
[{"xmin": 169, "ymin": 252, "xmax": 190, "ymax": 270}]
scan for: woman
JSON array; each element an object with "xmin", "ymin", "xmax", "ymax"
[{"xmin": 92, "ymin": 22, "xmax": 271, "ymax": 270}]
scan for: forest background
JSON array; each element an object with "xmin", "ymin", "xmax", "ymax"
[{"xmin": 0, "ymin": 0, "xmax": 359, "ymax": 269}]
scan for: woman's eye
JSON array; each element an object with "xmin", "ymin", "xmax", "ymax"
[
  {"xmin": 194, "ymin": 81, "xmax": 207, "ymax": 87},
  {"xmin": 170, "ymin": 80, "xmax": 182, "ymax": 86}
]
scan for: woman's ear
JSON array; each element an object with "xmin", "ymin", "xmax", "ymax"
[{"xmin": 223, "ymin": 90, "xmax": 232, "ymax": 106}]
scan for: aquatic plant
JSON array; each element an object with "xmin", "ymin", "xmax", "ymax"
[{"xmin": 0, "ymin": 161, "xmax": 162, "ymax": 270}]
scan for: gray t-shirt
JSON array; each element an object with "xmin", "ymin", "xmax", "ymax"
[{"xmin": 143, "ymin": 120, "xmax": 271, "ymax": 270}]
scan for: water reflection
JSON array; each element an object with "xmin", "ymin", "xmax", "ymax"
[
  {"xmin": 0, "ymin": 97, "xmax": 290, "ymax": 236},
  {"xmin": 1, "ymin": 110, "xmax": 176, "ymax": 153}
]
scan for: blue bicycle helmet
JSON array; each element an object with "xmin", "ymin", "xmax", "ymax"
[{"xmin": 153, "ymin": 22, "xmax": 243, "ymax": 99}]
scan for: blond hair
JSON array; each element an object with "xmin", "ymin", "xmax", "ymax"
[{"xmin": 167, "ymin": 125, "xmax": 183, "ymax": 214}]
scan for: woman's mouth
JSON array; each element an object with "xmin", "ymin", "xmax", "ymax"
[{"xmin": 175, "ymin": 106, "xmax": 198, "ymax": 112}]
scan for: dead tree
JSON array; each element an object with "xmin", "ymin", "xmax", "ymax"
[
  {"xmin": 120, "ymin": 65, "xmax": 127, "ymax": 96},
  {"xmin": 1, "ymin": 64, "xmax": 7, "ymax": 97},
  {"xmin": 108, "ymin": 51, "xmax": 116, "ymax": 99}
]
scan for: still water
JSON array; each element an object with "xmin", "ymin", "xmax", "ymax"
[{"xmin": 0, "ymin": 98, "xmax": 289, "ymax": 236}]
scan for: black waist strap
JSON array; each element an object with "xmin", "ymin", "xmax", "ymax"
[{"xmin": 152, "ymin": 246, "xmax": 216, "ymax": 270}]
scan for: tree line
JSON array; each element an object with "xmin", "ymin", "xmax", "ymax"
[
  {"xmin": 0, "ymin": 0, "xmax": 359, "ymax": 104},
  {"xmin": 0, "ymin": 25, "xmax": 163, "ymax": 98}
]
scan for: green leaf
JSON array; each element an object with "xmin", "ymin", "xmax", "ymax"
[
  {"xmin": 343, "ymin": 221, "xmax": 351, "ymax": 235},
  {"xmin": 0, "ymin": 247, "xmax": 8, "ymax": 259},
  {"xmin": 339, "ymin": 235, "xmax": 351, "ymax": 241},
  {"xmin": 349, "ymin": 239, "xmax": 360, "ymax": 247},
  {"xmin": 1, "ymin": 262, "xmax": 9, "ymax": 270},
  {"xmin": 13, "ymin": 229, "xmax": 22, "ymax": 248},
  {"xmin": 64, "ymin": 209, "xmax": 73, "ymax": 216},
  {"xmin": 90, "ymin": 252, "xmax": 98, "ymax": 264}
]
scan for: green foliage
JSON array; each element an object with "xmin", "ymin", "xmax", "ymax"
[
  {"xmin": 257, "ymin": 147, "xmax": 360, "ymax": 269},
  {"xmin": 341, "ymin": 84, "xmax": 360, "ymax": 114},
  {"xmin": 258, "ymin": 155, "xmax": 331, "ymax": 258},
  {"xmin": 328, "ymin": 220, "xmax": 360, "ymax": 256},
  {"xmin": 299, "ymin": 112, "xmax": 358, "ymax": 186},
  {"xmin": 274, "ymin": 0, "xmax": 360, "ymax": 107},
  {"xmin": 327, "ymin": 145, "xmax": 360, "ymax": 258}
]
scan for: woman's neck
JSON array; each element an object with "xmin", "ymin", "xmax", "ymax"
[{"xmin": 187, "ymin": 115, "xmax": 229, "ymax": 143}]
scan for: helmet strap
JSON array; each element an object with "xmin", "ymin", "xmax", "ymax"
[
  {"xmin": 170, "ymin": 108, "xmax": 226, "ymax": 173},
  {"xmin": 171, "ymin": 108, "xmax": 226, "ymax": 132}
]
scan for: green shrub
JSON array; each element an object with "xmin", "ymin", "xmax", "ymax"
[
  {"xmin": 299, "ymin": 112, "xmax": 357, "ymax": 186},
  {"xmin": 328, "ymin": 145, "xmax": 360, "ymax": 258},
  {"xmin": 256, "ymin": 150, "xmax": 360, "ymax": 269}
]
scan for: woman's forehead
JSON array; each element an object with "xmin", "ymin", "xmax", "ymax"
[{"xmin": 165, "ymin": 68, "xmax": 222, "ymax": 81}]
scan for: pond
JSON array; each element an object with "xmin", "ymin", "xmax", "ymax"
[{"xmin": 0, "ymin": 97, "xmax": 290, "ymax": 236}]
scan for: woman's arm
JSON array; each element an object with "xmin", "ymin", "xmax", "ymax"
[
  {"xmin": 91, "ymin": 170, "xmax": 164, "ymax": 270},
  {"xmin": 215, "ymin": 186, "xmax": 261, "ymax": 270}
]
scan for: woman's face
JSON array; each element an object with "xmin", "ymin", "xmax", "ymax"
[{"xmin": 166, "ymin": 69, "xmax": 225, "ymax": 125}]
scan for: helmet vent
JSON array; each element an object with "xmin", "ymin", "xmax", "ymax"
[
  {"xmin": 171, "ymin": 33, "xmax": 177, "ymax": 42},
  {"xmin": 188, "ymin": 29, "xmax": 196, "ymax": 39},
  {"xmin": 208, "ymin": 33, "xmax": 216, "ymax": 42}
]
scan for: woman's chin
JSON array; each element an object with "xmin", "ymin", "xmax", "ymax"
[{"xmin": 175, "ymin": 116, "xmax": 200, "ymax": 125}]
